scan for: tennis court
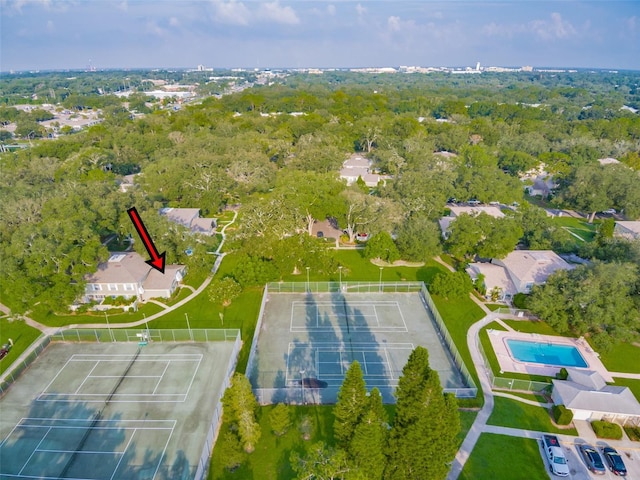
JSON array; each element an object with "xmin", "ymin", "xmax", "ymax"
[
  {"xmin": 249, "ymin": 286, "xmax": 472, "ymax": 404},
  {"xmin": 0, "ymin": 339, "xmax": 238, "ymax": 480}
]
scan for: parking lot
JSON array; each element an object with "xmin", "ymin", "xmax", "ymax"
[{"xmin": 541, "ymin": 440, "xmax": 640, "ymax": 479}]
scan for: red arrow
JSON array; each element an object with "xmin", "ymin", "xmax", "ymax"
[{"xmin": 127, "ymin": 207, "xmax": 166, "ymax": 274}]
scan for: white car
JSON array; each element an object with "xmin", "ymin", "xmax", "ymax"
[{"xmin": 602, "ymin": 209, "xmax": 616, "ymax": 214}]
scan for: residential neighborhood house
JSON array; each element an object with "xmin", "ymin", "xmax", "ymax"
[
  {"xmin": 438, "ymin": 205, "xmax": 505, "ymax": 239},
  {"xmin": 83, "ymin": 252, "xmax": 186, "ymax": 304},
  {"xmin": 339, "ymin": 153, "xmax": 386, "ymax": 187},
  {"xmin": 160, "ymin": 208, "xmax": 217, "ymax": 236},
  {"xmin": 614, "ymin": 221, "xmax": 640, "ymax": 241},
  {"xmin": 466, "ymin": 249, "xmax": 574, "ymax": 302},
  {"xmin": 552, "ymin": 368, "xmax": 640, "ymax": 426}
]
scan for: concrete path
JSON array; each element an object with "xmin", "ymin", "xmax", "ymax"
[
  {"xmin": 493, "ymin": 390, "xmax": 552, "ymax": 408},
  {"xmin": 446, "ymin": 310, "xmax": 500, "ymax": 480},
  {"xmin": 609, "ymin": 371, "xmax": 640, "ymax": 380}
]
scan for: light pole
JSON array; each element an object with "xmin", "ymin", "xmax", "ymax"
[
  {"xmin": 185, "ymin": 312, "xmax": 193, "ymax": 341},
  {"xmin": 105, "ymin": 311, "xmax": 113, "ymax": 342},
  {"xmin": 338, "ymin": 266, "xmax": 343, "ymax": 290},
  {"xmin": 300, "ymin": 369, "xmax": 306, "ymax": 405},
  {"xmin": 379, "ymin": 267, "xmax": 383, "ymax": 293},
  {"xmin": 306, "ymin": 266, "xmax": 310, "ymax": 292}
]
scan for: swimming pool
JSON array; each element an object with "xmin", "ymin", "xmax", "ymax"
[{"xmin": 506, "ymin": 339, "xmax": 588, "ymax": 368}]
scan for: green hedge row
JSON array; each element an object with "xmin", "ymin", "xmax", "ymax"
[{"xmin": 591, "ymin": 420, "xmax": 623, "ymax": 439}]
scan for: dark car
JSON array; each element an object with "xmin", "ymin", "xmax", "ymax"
[
  {"xmin": 300, "ymin": 378, "xmax": 328, "ymax": 388},
  {"xmin": 316, "ymin": 231, "xmax": 324, "ymax": 238},
  {"xmin": 579, "ymin": 444, "xmax": 606, "ymax": 475},
  {"xmin": 602, "ymin": 446, "xmax": 627, "ymax": 476}
]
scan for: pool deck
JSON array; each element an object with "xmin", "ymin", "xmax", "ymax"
[{"xmin": 487, "ymin": 330, "xmax": 614, "ymax": 382}]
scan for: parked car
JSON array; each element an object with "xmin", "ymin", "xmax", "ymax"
[
  {"xmin": 467, "ymin": 200, "xmax": 481, "ymax": 206},
  {"xmin": 602, "ymin": 446, "xmax": 627, "ymax": 476},
  {"xmin": 316, "ymin": 231, "xmax": 324, "ymax": 238},
  {"xmin": 602, "ymin": 208, "xmax": 616, "ymax": 214},
  {"xmin": 542, "ymin": 435, "xmax": 570, "ymax": 477},
  {"xmin": 579, "ymin": 444, "xmax": 606, "ymax": 475}
]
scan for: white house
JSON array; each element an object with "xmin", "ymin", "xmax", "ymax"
[
  {"xmin": 552, "ymin": 369, "xmax": 640, "ymax": 426},
  {"xmin": 614, "ymin": 221, "xmax": 640, "ymax": 241},
  {"xmin": 438, "ymin": 206, "xmax": 504, "ymax": 238},
  {"xmin": 467, "ymin": 250, "xmax": 574, "ymax": 301},
  {"xmin": 339, "ymin": 153, "xmax": 386, "ymax": 187},
  {"xmin": 83, "ymin": 252, "xmax": 185, "ymax": 303},
  {"xmin": 160, "ymin": 208, "xmax": 216, "ymax": 236}
]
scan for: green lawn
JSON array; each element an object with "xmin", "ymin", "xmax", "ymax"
[
  {"xmin": 0, "ymin": 318, "xmax": 42, "ymax": 374},
  {"xmin": 209, "ymin": 405, "xmax": 337, "ymax": 480},
  {"xmin": 488, "ymin": 397, "xmax": 577, "ymax": 436},
  {"xmin": 597, "ymin": 342, "xmax": 640, "ymax": 374},
  {"xmin": 610, "ymin": 377, "xmax": 640, "ymax": 403},
  {"xmin": 502, "ymin": 391, "xmax": 549, "ymax": 403},
  {"xmin": 503, "ymin": 319, "xmax": 574, "ymax": 337},
  {"xmin": 163, "ymin": 287, "xmax": 192, "ymax": 306},
  {"xmin": 459, "ymin": 434, "xmax": 549, "ymax": 480},
  {"xmin": 31, "ymin": 302, "xmax": 165, "ymax": 327},
  {"xmin": 457, "ymin": 410, "xmax": 478, "ymax": 447}
]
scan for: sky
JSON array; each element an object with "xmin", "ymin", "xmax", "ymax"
[{"xmin": 0, "ymin": 0, "xmax": 638, "ymax": 71}]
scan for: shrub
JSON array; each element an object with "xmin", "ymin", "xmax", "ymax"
[
  {"xmin": 556, "ymin": 368, "xmax": 568, "ymax": 380},
  {"xmin": 591, "ymin": 420, "xmax": 623, "ymax": 439},
  {"xmin": 268, "ymin": 403, "xmax": 291, "ymax": 437},
  {"xmin": 429, "ymin": 271, "xmax": 474, "ymax": 299},
  {"xmin": 512, "ymin": 293, "xmax": 528, "ymax": 309},
  {"xmin": 552, "ymin": 404, "xmax": 573, "ymax": 425},
  {"xmin": 624, "ymin": 425, "xmax": 640, "ymax": 442}
]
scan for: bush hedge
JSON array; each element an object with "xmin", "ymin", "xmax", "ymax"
[
  {"xmin": 591, "ymin": 420, "xmax": 623, "ymax": 439},
  {"xmin": 624, "ymin": 425, "xmax": 640, "ymax": 442},
  {"xmin": 552, "ymin": 404, "xmax": 573, "ymax": 425}
]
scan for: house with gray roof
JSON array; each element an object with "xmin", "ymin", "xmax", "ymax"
[
  {"xmin": 614, "ymin": 221, "xmax": 640, "ymax": 241},
  {"xmin": 467, "ymin": 250, "xmax": 573, "ymax": 302},
  {"xmin": 339, "ymin": 153, "xmax": 387, "ymax": 188},
  {"xmin": 552, "ymin": 369, "xmax": 640, "ymax": 426},
  {"xmin": 83, "ymin": 252, "xmax": 185, "ymax": 303},
  {"xmin": 160, "ymin": 208, "xmax": 216, "ymax": 236}
]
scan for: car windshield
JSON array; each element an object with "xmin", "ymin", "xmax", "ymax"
[
  {"xmin": 610, "ymin": 453, "xmax": 624, "ymax": 468},
  {"xmin": 554, "ymin": 457, "xmax": 567, "ymax": 465}
]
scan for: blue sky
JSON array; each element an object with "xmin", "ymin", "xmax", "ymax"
[{"xmin": 1, "ymin": 1, "xmax": 638, "ymax": 71}]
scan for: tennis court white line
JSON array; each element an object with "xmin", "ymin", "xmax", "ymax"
[
  {"xmin": 18, "ymin": 427, "xmax": 51, "ymax": 476},
  {"xmin": 111, "ymin": 428, "xmax": 136, "ymax": 480},
  {"xmin": 74, "ymin": 361, "xmax": 100, "ymax": 394},
  {"xmin": 153, "ymin": 361, "xmax": 171, "ymax": 394},
  {"xmin": 383, "ymin": 348, "xmax": 394, "ymax": 380}
]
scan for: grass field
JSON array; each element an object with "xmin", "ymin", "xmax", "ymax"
[
  {"xmin": 459, "ymin": 434, "xmax": 549, "ymax": 480},
  {"xmin": 0, "ymin": 318, "xmax": 42, "ymax": 375},
  {"xmin": 610, "ymin": 377, "xmax": 640, "ymax": 403},
  {"xmin": 597, "ymin": 342, "xmax": 640, "ymax": 374},
  {"xmin": 31, "ymin": 301, "xmax": 165, "ymax": 327},
  {"xmin": 488, "ymin": 396, "xmax": 578, "ymax": 436}
]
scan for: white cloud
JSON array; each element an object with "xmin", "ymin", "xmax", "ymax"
[
  {"xmin": 387, "ymin": 16, "xmax": 402, "ymax": 33},
  {"xmin": 169, "ymin": 17, "xmax": 180, "ymax": 27},
  {"xmin": 258, "ymin": 1, "xmax": 299, "ymax": 25},
  {"xmin": 628, "ymin": 16, "xmax": 637, "ymax": 32},
  {"xmin": 46, "ymin": 19, "xmax": 54, "ymax": 32},
  {"xmin": 146, "ymin": 20, "xmax": 167, "ymax": 37},
  {"xmin": 355, "ymin": 3, "xmax": 366, "ymax": 17},
  {"xmin": 210, "ymin": 0, "xmax": 251, "ymax": 26},
  {"xmin": 327, "ymin": 4, "xmax": 335, "ymax": 16},
  {"xmin": 482, "ymin": 13, "xmax": 578, "ymax": 41},
  {"xmin": 530, "ymin": 12, "xmax": 576, "ymax": 40}
]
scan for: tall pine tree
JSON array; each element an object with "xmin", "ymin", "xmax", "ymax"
[
  {"xmin": 333, "ymin": 361, "xmax": 367, "ymax": 448},
  {"xmin": 384, "ymin": 347, "xmax": 460, "ymax": 480},
  {"xmin": 349, "ymin": 388, "xmax": 389, "ymax": 480},
  {"xmin": 222, "ymin": 373, "xmax": 262, "ymax": 453}
]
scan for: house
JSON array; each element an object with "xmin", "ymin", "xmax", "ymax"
[
  {"xmin": 525, "ymin": 175, "xmax": 557, "ymax": 197},
  {"xmin": 438, "ymin": 206, "xmax": 504, "ymax": 238},
  {"xmin": 552, "ymin": 369, "xmax": 640, "ymax": 426},
  {"xmin": 339, "ymin": 153, "xmax": 386, "ymax": 187},
  {"xmin": 83, "ymin": 252, "xmax": 185, "ymax": 303},
  {"xmin": 467, "ymin": 250, "xmax": 573, "ymax": 301},
  {"xmin": 160, "ymin": 208, "xmax": 216, "ymax": 236},
  {"xmin": 614, "ymin": 221, "xmax": 640, "ymax": 241}
]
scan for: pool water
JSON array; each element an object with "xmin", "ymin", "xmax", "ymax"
[{"xmin": 506, "ymin": 339, "xmax": 588, "ymax": 368}]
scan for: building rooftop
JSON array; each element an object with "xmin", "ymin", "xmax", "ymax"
[
  {"xmin": 498, "ymin": 250, "xmax": 573, "ymax": 286},
  {"xmin": 449, "ymin": 206, "xmax": 505, "ymax": 219}
]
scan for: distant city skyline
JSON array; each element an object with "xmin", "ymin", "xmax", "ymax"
[{"xmin": 1, "ymin": 1, "xmax": 638, "ymax": 72}]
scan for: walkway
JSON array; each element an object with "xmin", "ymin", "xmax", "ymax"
[{"xmin": 447, "ymin": 299, "xmax": 640, "ymax": 479}]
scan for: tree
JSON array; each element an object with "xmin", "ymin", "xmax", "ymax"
[
  {"xmin": 348, "ymin": 388, "xmax": 388, "ymax": 480},
  {"xmin": 364, "ymin": 232, "xmax": 400, "ymax": 263},
  {"xmin": 394, "ymin": 214, "xmax": 442, "ymax": 262},
  {"xmin": 209, "ymin": 277, "xmax": 242, "ymax": 307},
  {"xmin": 429, "ymin": 271, "xmax": 474, "ymax": 300},
  {"xmin": 290, "ymin": 442, "xmax": 351, "ymax": 480},
  {"xmin": 385, "ymin": 347, "xmax": 460, "ymax": 480},
  {"xmin": 222, "ymin": 373, "xmax": 261, "ymax": 453},
  {"xmin": 528, "ymin": 262, "xmax": 640, "ymax": 349},
  {"xmin": 339, "ymin": 189, "xmax": 403, "ymax": 243},
  {"xmin": 333, "ymin": 361, "xmax": 367, "ymax": 448},
  {"xmin": 268, "ymin": 403, "xmax": 291, "ymax": 437},
  {"xmin": 446, "ymin": 213, "xmax": 522, "ymax": 260}
]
